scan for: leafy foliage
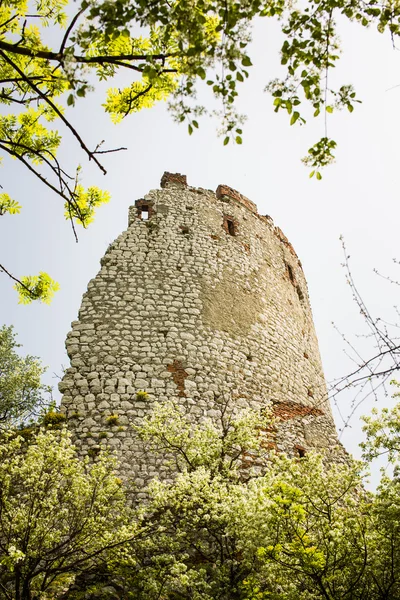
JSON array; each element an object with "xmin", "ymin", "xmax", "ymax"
[
  {"xmin": 0, "ymin": 0, "xmax": 399, "ymax": 300},
  {"xmin": 109, "ymin": 401, "xmax": 399, "ymax": 600},
  {"xmin": 361, "ymin": 380, "xmax": 400, "ymax": 465},
  {"xmin": 0, "ymin": 427, "xmax": 134, "ymax": 600},
  {"xmin": 0, "ymin": 325, "xmax": 50, "ymax": 427},
  {"xmin": 2, "ymin": 395, "xmax": 400, "ymax": 598},
  {"xmin": 13, "ymin": 272, "xmax": 60, "ymax": 305},
  {"xmin": 0, "ymin": 194, "xmax": 21, "ymax": 216}
]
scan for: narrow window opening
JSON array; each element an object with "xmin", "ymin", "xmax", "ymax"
[
  {"xmin": 296, "ymin": 446, "xmax": 306, "ymax": 458},
  {"xmin": 286, "ymin": 263, "xmax": 295, "ymax": 285},
  {"xmin": 141, "ymin": 206, "xmax": 149, "ymax": 221},
  {"xmin": 223, "ymin": 215, "xmax": 238, "ymax": 236},
  {"xmin": 227, "ymin": 219, "xmax": 235, "ymax": 236}
]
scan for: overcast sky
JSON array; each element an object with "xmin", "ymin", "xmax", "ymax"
[{"xmin": 1, "ymin": 14, "xmax": 399, "ymax": 473}]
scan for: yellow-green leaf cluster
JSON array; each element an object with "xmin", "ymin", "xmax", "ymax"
[
  {"xmin": 14, "ymin": 272, "xmax": 60, "ymax": 304},
  {"xmin": 104, "ymin": 73, "xmax": 179, "ymax": 122},
  {"xmin": 0, "ymin": 193, "xmax": 21, "ymax": 215},
  {"xmin": 64, "ymin": 184, "xmax": 111, "ymax": 226}
]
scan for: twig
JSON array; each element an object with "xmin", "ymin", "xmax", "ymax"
[
  {"xmin": 59, "ymin": 7, "xmax": 87, "ymax": 56},
  {"xmin": 0, "ymin": 262, "xmax": 36, "ymax": 298},
  {"xmin": 0, "ymin": 49, "xmax": 107, "ymax": 175}
]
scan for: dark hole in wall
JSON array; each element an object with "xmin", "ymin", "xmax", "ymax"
[
  {"xmin": 223, "ymin": 215, "xmax": 238, "ymax": 236},
  {"xmin": 227, "ymin": 219, "xmax": 236, "ymax": 236},
  {"xmin": 286, "ymin": 263, "xmax": 295, "ymax": 284},
  {"xmin": 296, "ymin": 446, "xmax": 306, "ymax": 458}
]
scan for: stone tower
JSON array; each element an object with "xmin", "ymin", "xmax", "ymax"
[{"xmin": 59, "ymin": 172, "xmax": 340, "ymax": 483}]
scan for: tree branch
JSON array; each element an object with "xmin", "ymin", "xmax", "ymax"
[
  {"xmin": 0, "ymin": 141, "xmax": 80, "ymax": 241},
  {"xmin": 59, "ymin": 7, "xmax": 87, "ymax": 56},
  {"xmin": 0, "ymin": 263, "xmax": 36, "ymax": 298},
  {"xmin": 0, "ymin": 49, "xmax": 107, "ymax": 174},
  {"xmin": 0, "ymin": 39, "xmax": 171, "ymax": 64}
]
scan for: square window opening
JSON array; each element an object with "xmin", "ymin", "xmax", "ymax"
[{"xmin": 141, "ymin": 206, "xmax": 149, "ymax": 221}]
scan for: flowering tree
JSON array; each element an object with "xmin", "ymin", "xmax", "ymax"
[
  {"xmin": 0, "ymin": 428, "xmax": 135, "ymax": 600},
  {"xmin": 109, "ymin": 401, "xmax": 400, "ymax": 600},
  {"xmin": 1, "ymin": 397, "xmax": 400, "ymax": 599}
]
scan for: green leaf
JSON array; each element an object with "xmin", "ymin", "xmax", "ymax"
[
  {"xmin": 290, "ymin": 111, "xmax": 300, "ymax": 125},
  {"xmin": 15, "ymin": 272, "xmax": 60, "ymax": 305},
  {"xmin": 309, "ymin": 170, "xmax": 315, "ymax": 178},
  {"xmin": 188, "ymin": 124, "xmax": 193, "ymax": 135},
  {"xmin": 197, "ymin": 67, "xmax": 206, "ymax": 80},
  {"xmin": 236, "ymin": 136, "xmax": 242, "ymax": 144},
  {"xmin": 241, "ymin": 56, "xmax": 252, "ymax": 67},
  {"xmin": 223, "ymin": 137, "xmax": 230, "ymax": 146},
  {"xmin": 316, "ymin": 171, "xmax": 322, "ymax": 180},
  {"xmin": 67, "ymin": 94, "xmax": 75, "ymax": 106},
  {"xmin": 326, "ymin": 105, "xmax": 333, "ymax": 114}
]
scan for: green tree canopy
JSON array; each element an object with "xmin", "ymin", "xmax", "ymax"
[
  {"xmin": 107, "ymin": 401, "xmax": 400, "ymax": 600},
  {"xmin": 0, "ymin": 325, "xmax": 50, "ymax": 427},
  {"xmin": 1, "ymin": 395, "xmax": 400, "ymax": 598},
  {"xmin": 0, "ymin": 0, "xmax": 399, "ymax": 302},
  {"xmin": 0, "ymin": 427, "xmax": 134, "ymax": 600}
]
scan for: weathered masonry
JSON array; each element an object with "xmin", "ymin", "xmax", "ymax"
[{"xmin": 59, "ymin": 172, "xmax": 342, "ymax": 484}]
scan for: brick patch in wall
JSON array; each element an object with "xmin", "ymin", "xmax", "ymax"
[
  {"xmin": 160, "ymin": 172, "xmax": 187, "ymax": 188},
  {"xmin": 135, "ymin": 199, "xmax": 156, "ymax": 219},
  {"xmin": 274, "ymin": 226, "xmax": 299, "ymax": 260},
  {"xmin": 216, "ymin": 184, "xmax": 257, "ymax": 214},
  {"xmin": 272, "ymin": 401, "xmax": 324, "ymax": 421},
  {"xmin": 167, "ymin": 360, "xmax": 188, "ymax": 397}
]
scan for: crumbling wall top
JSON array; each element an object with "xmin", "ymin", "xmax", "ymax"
[
  {"xmin": 160, "ymin": 172, "xmax": 187, "ymax": 188},
  {"xmin": 158, "ymin": 172, "xmax": 300, "ymax": 264},
  {"xmin": 215, "ymin": 184, "xmax": 258, "ymax": 214}
]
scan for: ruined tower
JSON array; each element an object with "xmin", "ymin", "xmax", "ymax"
[{"xmin": 59, "ymin": 172, "xmax": 341, "ymax": 483}]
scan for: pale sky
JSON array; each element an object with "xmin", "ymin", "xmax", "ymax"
[{"xmin": 1, "ymin": 15, "xmax": 399, "ymax": 471}]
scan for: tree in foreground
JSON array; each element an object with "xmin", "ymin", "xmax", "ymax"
[
  {"xmin": 0, "ymin": 325, "xmax": 51, "ymax": 429},
  {"xmin": 0, "ymin": 427, "xmax": 134, "ymax": 600},
  {"xmin": 1, "ymin": 394, "xmax": 400, "ymax": 599},
  {"xmin": 108, "ymin": 401, "xmax": 400, "ymax": 600},
  {"xmin": 1, "ymin": 0, "xmax": 399, "ymax": 301}
]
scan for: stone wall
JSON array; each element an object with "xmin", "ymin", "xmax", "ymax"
[{"xmin": 59, "ymin": 172, "xmax": 342, "ymax": 488}]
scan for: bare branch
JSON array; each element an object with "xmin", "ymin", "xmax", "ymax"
[{"xmin": 59, "ymin": 7, "xmax": 87, "ymax": 56}]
